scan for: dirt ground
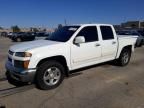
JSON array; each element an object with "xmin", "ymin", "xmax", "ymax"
[{"xmin": 0, "ymin": 37, "xmax": 144, "ymax": 108}]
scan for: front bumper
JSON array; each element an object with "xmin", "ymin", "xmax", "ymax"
[{"xmin": 5, "ymin": 61, "xmax": 36, "ymax": 82}]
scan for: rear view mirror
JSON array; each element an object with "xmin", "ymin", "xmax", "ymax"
[{"xmin": 74, "ymin": 36, "xmax": 85, "ymax": 44}]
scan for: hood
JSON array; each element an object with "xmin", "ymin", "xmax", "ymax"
[{"xmin": 10, "ymin": 40, "xmax": 62, "ymax": 52}]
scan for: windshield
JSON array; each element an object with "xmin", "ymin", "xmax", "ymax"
[{"xmin": 46, "ymin": 26, "xmax": 80, "ymax": 42}]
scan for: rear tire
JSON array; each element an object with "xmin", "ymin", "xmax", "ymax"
[
  {"xmin": 6, "ymin": 71, "xmax": 27, "ymax": 87},
  {"xmin": 116, "ymin": 48, "xmax": 131, "ymax": 66},
  {"xmin": 139, "ymin": 41, "xmax": 143, "ymax": 47},
  {"xmin": 35, "ymin": 60, "xmax": 65, "ymax": 90}
]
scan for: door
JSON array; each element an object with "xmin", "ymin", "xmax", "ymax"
[
  {"xmin": 100, "ymin": 26, "xmax": 118, "ymax": 59},
  {"xmin": 35, "ymin": 33, "xmax": 47, "ymax": 40},
  {"xmin": 23, "ymin": 33, "xmax": 32, "ymax": 41},
  {"xmin": 71, "ymin": 26, "xmax": 102, "ymax": 68}
]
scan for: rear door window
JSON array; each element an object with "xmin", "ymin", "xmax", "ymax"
[{"xmin": 100, "ymin": 26, "xmax": 114, "ymax": 40}]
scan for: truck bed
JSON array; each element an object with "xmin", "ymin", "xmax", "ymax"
[
  {"xmin": 116, "ymin": 35, "xmax": 138, "ymax": 59},
  {"xmin": 117, "ymin": 35, "xmax": 137, "ymax": 45},
  {"xmin": 117, "ymin": 35, "xmax": 138, "ymax": 39}
]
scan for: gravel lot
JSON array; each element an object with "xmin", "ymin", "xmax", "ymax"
[{"xmin": 0, "ymin": 37, "xmax": 144, "ymax": 108}]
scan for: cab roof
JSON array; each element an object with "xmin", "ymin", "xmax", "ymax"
[{"xmin": 70, "ymin": 23, "xmax": 113, "ymax": 27}]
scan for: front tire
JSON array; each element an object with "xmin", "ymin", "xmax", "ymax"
[
  {"xmin": 116, "ymin": 48, "xmax": 131, "ymax": 66},
  {"xmin": 35, "ymin": 61, "xmax": 65, "ymax": 90}
]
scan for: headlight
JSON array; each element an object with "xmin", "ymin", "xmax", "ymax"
[{"xmin": 15, "ymin": 52, "xmax": 32, "ymax": 57}]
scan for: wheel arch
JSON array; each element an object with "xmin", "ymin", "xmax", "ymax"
[
  {"xmin": 36, "ymin": 55, "xmax": 69, "ymax": 77},
  {"xmin": 117, "ymin": 45, "xmax": 133, "ymax": 58}
]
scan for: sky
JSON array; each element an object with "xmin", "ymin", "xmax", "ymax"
[{"xmin": 0, "ymin": 0, "xmax": 144, "ymax": 28}]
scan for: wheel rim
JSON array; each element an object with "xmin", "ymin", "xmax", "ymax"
[
  {"xmin": 43, "ymin": 67, "xmax": 61, "ymax": 86},
  {"xmin": 122, "ymin": 52, "xmax": 129, "ymax": 64},
  {"xmin": 17, "ymin": 38, "xmax": 21, "ymax": 42}
]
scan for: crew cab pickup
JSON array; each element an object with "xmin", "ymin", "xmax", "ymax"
[{"xmin": 5, "ymin": 24, "xmax": 137, "ymax": 90}]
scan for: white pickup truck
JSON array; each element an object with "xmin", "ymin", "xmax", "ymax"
[{"xmin": 5, "ymin": 24, "xmax": 137, "ymax": 90}]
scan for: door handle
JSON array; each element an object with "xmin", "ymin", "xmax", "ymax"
[
  {"xmin": 95, "ymin": 43, "xmax": 100, "ymax": 47},
  {"xmin": 112, "ymin": 41, "xmax": 116, "ymax": 44}
]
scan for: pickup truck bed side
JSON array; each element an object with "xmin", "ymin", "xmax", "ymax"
[{"xmin": 116, "ymin": 36, "xmax": 137, "ymax": 58}]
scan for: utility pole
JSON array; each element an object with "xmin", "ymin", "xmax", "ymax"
[
  {"xmin": 64, "ymin": 19, "xmax": 67, "ymax": 26},
  {"xmin": 139, "ymin": 21, "xmax": 141, "ymax": 29}
]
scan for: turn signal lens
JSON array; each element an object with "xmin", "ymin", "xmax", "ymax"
[{"xmin": 24, "ymin": 60, "xmax": 30, "ymax": 69}]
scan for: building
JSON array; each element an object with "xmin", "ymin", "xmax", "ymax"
[
  {"xmin": 0, "ymin": 28, "xmax": 12, "ymax": 33},
  {"xmin": 0, "ymin": 27, "xmax": 54, "ymax": 33},
  {"xmin": 141, "ymin": 21, "xmax": 144, "ymax": 28},
  {"xmin": 121, "ymin": 21, "xmax": 144, "ymax": 29},
  {"xmin": 114, "ymin": 20, "xmax": 144, "ymax": 30}
]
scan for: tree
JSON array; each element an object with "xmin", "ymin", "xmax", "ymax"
[
  {"xmin": 11, "ymin": 25, "xmax": 21, "ymax": 32},
  {"xmin": 30, "ymin": 27, "xmax": 33, "ymax": 32},
  {"xmin": 30, "ymin": 28, "xmax": 39, "ymax": 32},
  {"xmin": 0, "ymin": 27, "xmax": 3, "ymax": 29},
  {"xmin": 58, "ymin": 24, "xmax": 63, "ymax": 29},
  {"xmin": 43, "ymin": 28, "xmax": 47, "ymax": 32}
]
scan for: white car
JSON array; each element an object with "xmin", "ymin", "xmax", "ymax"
[{"xmin": 5, "ymin": 24, "xmax": 137, "ymax": 90}]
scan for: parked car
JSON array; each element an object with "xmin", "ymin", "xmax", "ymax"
[
  {"xmin": 0, "ymin": 32, "xmax": 8, "ymax": 37},
  {"xmin": 137, "ymin": 30, "xmax": 144, "ymax": 36},
  {"xmin": 117, "ymin": 30, "xmax": 144, "ymax": 47},
  {"xmin": 7, "ymin": 32, "xmax": 14, "ymax": 38},
  {"xmin": 6, "ymin": 24, "xmax": 137, "ymax": 90},
  {"xmin": 35, "ymin": 32, "xmax": 49, "ymax": 40},
  {"xmin": 11, "ymin": 32, "xmax": 35, "ymax": 42}
]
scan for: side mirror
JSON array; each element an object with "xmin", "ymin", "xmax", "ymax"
[{"xmin": 74, "ymin": 36, "xmax": 85, "ymax": 44}]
